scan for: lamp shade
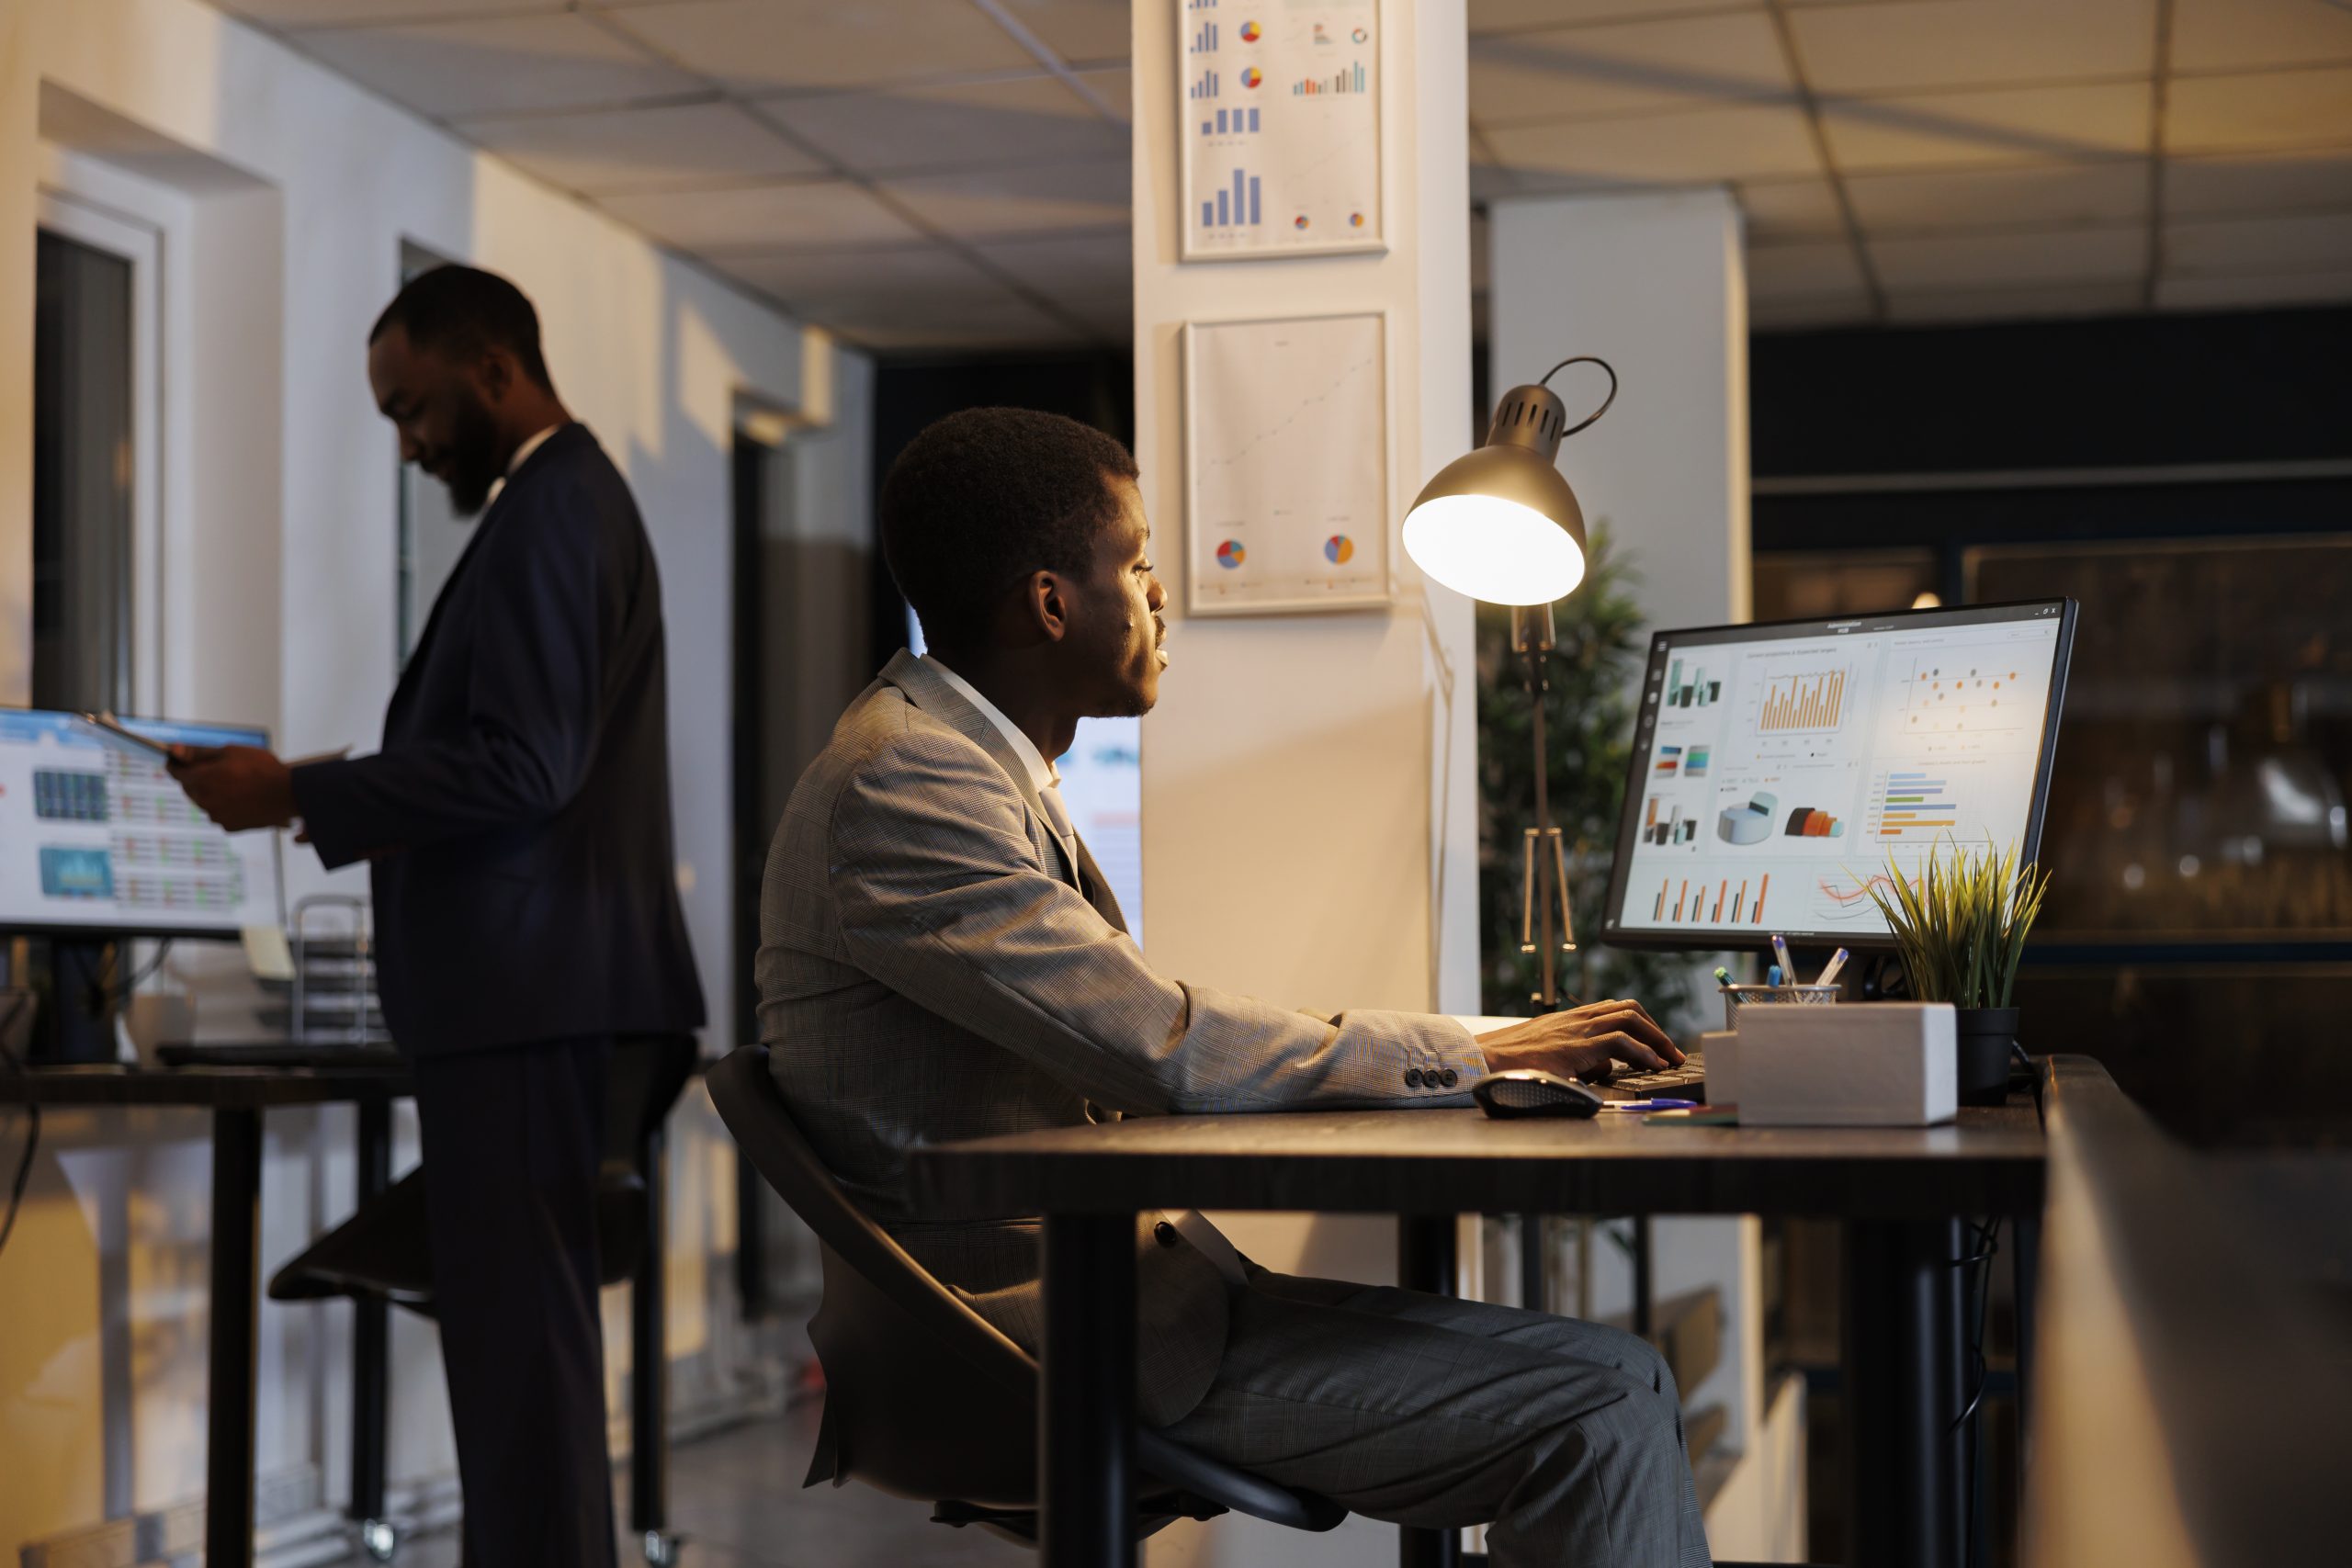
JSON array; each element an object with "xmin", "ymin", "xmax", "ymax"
[{"xmin": 1402, "ymin": 378, "xmax": 1593, "ymax": 606}]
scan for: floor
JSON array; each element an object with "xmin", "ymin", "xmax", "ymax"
[{"xmin": 326, "ymin": 1401, "xmax": 1026, "ymax": 1568}]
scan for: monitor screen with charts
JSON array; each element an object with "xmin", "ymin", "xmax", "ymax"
[
  {"xmin": 1600, "ymin": 600, "xmax": 2076, "ymax": 951},
  {"xmin": 0, "ymin": 708, "xmax": 283, "ymax": 937}
]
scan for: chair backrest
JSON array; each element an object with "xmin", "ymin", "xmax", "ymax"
[{"xmin": 707, "ymin": 1045, "xmax": 1041, "ymax": 1506}]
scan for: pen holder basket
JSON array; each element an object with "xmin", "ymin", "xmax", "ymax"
[{"xmin": 1721, "ymin": 983, "xmax": 1839, "ymax": 1033}]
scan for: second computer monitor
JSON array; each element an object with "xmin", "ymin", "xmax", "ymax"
[
  {"xmin": 1600, "ymin": 599, "xmax": 2076, "ymax": 951},
  {"xmin": 0, "ymin": 708, "xmax": 284, "ymax": 938}
]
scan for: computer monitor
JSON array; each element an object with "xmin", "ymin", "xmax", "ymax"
[
  {"xmin": 0, "ymin": 708, "xmax": 285, "ymax": 938},
  {"xmin": 1600, "ymin": 599, "xmax": 2076, "ymax": 951}
]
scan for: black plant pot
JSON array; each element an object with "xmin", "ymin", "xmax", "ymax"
[{"xmin": 1953, "ymin": 1007, "xmax": 2019, "ymax": 1107}]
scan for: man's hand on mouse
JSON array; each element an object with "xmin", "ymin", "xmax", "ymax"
[{"xmin": 1476, "ymin": 999, "xmax": 1685, "ymax": 1081}]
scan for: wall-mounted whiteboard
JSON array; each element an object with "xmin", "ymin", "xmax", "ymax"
[
  {"xmin": 1182, "ymin": 312, "xmax": 1391, "ymax": 616},
  {"xmin": 1177, "ymin": 0, "xmax": 1384, "ymax": 261}
]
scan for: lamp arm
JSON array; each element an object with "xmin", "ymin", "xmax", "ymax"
[{"xmin": 1534, "ymin": 356, "xmax": 1619, "ymax": 438}]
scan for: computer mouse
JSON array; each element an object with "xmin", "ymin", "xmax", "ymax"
[{"xmin": 1472, "ymin": 1069, "xmax": 1605, "ymax": 1120}]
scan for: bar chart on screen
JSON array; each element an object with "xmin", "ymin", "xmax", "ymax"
[{"xmin": 1650, "ymin": 873, "xmax": 1770, "ymax": 926}]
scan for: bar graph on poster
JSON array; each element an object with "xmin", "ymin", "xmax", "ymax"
[
  {"xmin": 1182, "ymin": 312, "xmax": 1389, "ymax": 615},
  {"xmin": 1179, "ymin": 0, "xmax": 1382, "ymax": 258}
]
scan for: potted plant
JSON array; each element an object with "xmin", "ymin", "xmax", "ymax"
[{"xmin": 1862, "ymin": 840, "xmax": 2050, "ymax": 1106}]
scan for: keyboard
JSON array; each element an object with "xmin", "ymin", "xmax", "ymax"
[{"xmin": 1592, "ymin": 1052, "xmax": 1706, "ymax": 1102}]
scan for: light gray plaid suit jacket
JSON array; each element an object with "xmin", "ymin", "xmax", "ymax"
[{"xmin": 755, "ymin": 650, "xmax": 1487, "ymax": 1427}]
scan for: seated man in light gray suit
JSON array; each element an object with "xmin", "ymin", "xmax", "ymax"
[{"xmin": 757, "ymin": 407, "xmax": 1711, "ymax": 1566}]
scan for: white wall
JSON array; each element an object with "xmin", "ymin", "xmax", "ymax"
[
  {"xmin": 1131, "ymin": 0, "xmax": 1478, "ymax": 1562},
  {"xmin": 0, "ymin": 0, "xmax": 865, "ymax": 1553}
]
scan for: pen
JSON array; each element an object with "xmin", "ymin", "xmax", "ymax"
[
  {"xmin": 1815, "ymin": 947, "xmax": 1851, "ymax": 987},
  {"xmin": 1768, "ymin": 964, "xmax": 1783, "ymax": 987},
  {"xmin": 1713, "ymin": 966, "xmax": 1734, "ymax": 988},
  {"xmin": 1600, "ymin": 1099, "xmax": 1700, "ymax": 1111},
  {"xmin": 1770, "ymin": 933, "xmax": 1794, "ymax": 986}
]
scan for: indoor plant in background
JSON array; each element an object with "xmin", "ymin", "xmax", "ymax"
[
  {"xmin": 1475, "ymin": 523, "xmax": 1697, "ymax": 1031},
  {"xmin": 1864, "ymin": 839, "xmax": 2051, "ymax": 1105}
]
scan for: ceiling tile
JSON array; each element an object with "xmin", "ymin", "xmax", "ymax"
[
  {"xmin": 1484, "ymin": 101, "xmax": 1821, "ymax": 183},
  {"xmin": 298, "ymin": 13, "xmax": 696, "ymax": 118},
  {"xmin": 213, "ymin": 0, "xmax": 560, "ymax": 25},
  {"xmin": 2171, "ymin": 0, "xmax": 2352, "ymax": 75},
  {"xmin": 2165, "ymin": 146, "xmax": 2352, "ymax": 218},
  {"xmin": 2165, "ymin": 67, "xmax": 2352, "ymax": 154},
  {"xmin": 1867, "ymin": 223, "xmax": 2147, "ymax": 289},
  {"xmin": 1821, "ymin": 82, "xmax": 2152, "ymax": 172},
  {"xmin": 710, "ymin": 243, "xmax": 989, "ymax": 299},
  {"xmin": 1790, "ymin": 0, "xmax": 2153, "ymax": 96},
  {"xmin": 992, "ymin": 0, "xmax": 1131, "ymax": 63},
  {"xmin": 1884, "ymin": 280, "xmax": 2142, "ymax": 323},
  {"xmin": 463, "ymin": 100, "xmax": 821, "ymax": 193},
  {"xmin": 2155, "ymin": 267, "xmax": 2352, "ymax": 311},
  {"xmin": 1468, "ymin": 10, "xmax": 1792, "ymax": 127},
  {"xmin": 1748, "ymin": 288, "xmax": 1874, "ymax": 332},
  {"xmin": 755, "ymin": 74, "xmax": 1124, "ymax": 176},
  {"xmin": 1736, "ymin": 175, "xmax": 1847, "ymax": 241},
  {"xmin": 968, "ymin": 226, "xmax": 1131, "ymax": 291},
  {"xmin": 1472, "ymin": 0, "xmax": 1770, "ymax": 30},
  {"xmin": 596, "ymin": 179, "xmax": 924, "ymax": 250},
  {"xmin": 602, "ymin": 0, "xmax": 1039, "ymax": 95},
  {"xmin": 1846, "ymin": 159, "xmax": 2149, "ymax": 233},
  {"xmin": 2165, "ymin": 211, "xmax": 2352, "ymax": 276},
  {"xmin": 1746, "ymin": 239, "xmax": 1867, "ymax": 299},
  {"xmin": 881, "ymin": 159, "xmax": 1130, "ymax": 238}
]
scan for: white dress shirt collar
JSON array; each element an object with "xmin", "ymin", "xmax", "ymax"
[
  {"xmin": 920, "ymin": 654, "xmax": 1058, "ymax": 791},
  {"xmin": 506, "ymin": 423, "xmax": 562, "ymax": 479}
]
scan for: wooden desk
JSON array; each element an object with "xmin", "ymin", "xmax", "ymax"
[
  {"xmin": 914, "ymin": 1089, "xmax": 2050, "ymax": 1568},
  {"xmin": 0, "ymin": 1064, "xmax": 411, "ymax": 1568}
]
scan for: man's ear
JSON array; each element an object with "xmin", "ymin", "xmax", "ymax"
[
  {"xmin": 1024, "ymin": 570, "xmax": 1070, "ymax": 644},
  {"xmin": 475, "ymin": 347, "xmax": 517, "ymax": 407}
]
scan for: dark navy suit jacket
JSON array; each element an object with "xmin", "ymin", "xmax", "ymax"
[{"xmin": 293, "ymin": 423, "xmax": 706, "ymax": 1055}]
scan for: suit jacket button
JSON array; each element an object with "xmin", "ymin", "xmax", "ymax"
[
  {"xmin": 1404, "ymin": 1068, "xmax": 1424, "ymax": 1089},
  {"xmin": 1441, "ymin": 1068, "xmax": 1460, "ymax": 1088},
  {"xmin": 1155, "ymin": 1221, "xmax": 1180, "ymax": 1247}
]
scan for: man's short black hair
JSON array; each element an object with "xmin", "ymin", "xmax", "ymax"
[
  {"xmin": 880, "ymin": 408, "xmax": 1140, "ymax": 651},
  {"xmin": 370, "ymin": 264, "xmax": 553, "ymax": 390}
]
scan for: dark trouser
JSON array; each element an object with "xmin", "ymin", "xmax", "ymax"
[{"xmin": 413, "ymin": 1036, "xmax": 616, "ymax": 1568}]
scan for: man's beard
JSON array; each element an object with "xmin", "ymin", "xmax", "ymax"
[{"xmin": 439, "ymin": 397, "xmax": 504, "ymax": 516}]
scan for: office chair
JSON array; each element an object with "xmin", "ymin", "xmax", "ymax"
[
  {"xmin": 269, "ymin": 1033, "xmax": 699, "ymax": 1562},
  {"xmin": 707, "ymin": 1044, "xmax": 1348, "ymax": 1545},
  {"xmin": 269, "ymin": 1033, "xmax": 695, "ymax": 1309}
]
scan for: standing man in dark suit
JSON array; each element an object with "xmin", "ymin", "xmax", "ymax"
[{"xmin": 171, "ymin": 265, "xmax": 705, "ymax": 1567}]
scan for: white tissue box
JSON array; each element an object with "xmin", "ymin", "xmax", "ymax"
[{"xmin": 1722, "ymin": 1003, "xmax": 1957, "ymax": 1126}]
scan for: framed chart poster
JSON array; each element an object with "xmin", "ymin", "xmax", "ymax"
[
  {"xmin": 1182, "ymin": 312, "xmax": 1391, "ymax": 616},
  {"xmin": 1177, "ymin": 0, "xmax": 1384, "ymax": 260}
]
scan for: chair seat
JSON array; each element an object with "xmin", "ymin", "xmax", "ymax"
[{"xmin": 268, "ymin": 1161, "xmax": 650, "ymax": 1310}]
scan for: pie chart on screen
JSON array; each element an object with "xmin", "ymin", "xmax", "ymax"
[
  {"xmin": 1325, "ymin": 535, "xmax": 1353, "ymax": 564},
  {"xmin": 1216, "ymin": 540, "xmax": 1247, "ymax": 569}
]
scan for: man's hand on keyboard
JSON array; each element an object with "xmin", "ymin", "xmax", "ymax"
[{"xmin": 1475, "ymin": 1000, "xmax": 1686, "ymax": 1081}]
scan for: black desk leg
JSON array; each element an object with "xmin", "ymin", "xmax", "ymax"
[
  {"xmin": 351, "ymin": 1100, "xmax": 394, "ymax": 1560},
  {"xmin": 733, "ymin": 1144, "xmax": 768, "ymax": 1322},
  {"xmin": 1844, "ymin": 1218, "xmax": 1966, "ymax": 1568},
  {"xmin": 632, "ymin": 1122, "xmax": 677, "ymax": 1565},
  {"xmin": 1041, "ymin": 1213, "xmax": 1136, "ymax": 1568},
  {"xmin": 1397, "ymin": 1216, "xmax": 1461, "ymax": 1568},
  {"xmin": 207, "ymin": 1107, "xmax": 263, "ymax": 1568},
  {"xmin": 2011, "ymin": 1210, "xmax": 2041, "ymax": 1534}
]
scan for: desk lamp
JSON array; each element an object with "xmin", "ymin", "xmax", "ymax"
[{"xmin": 1405, "ymin": 356, "xmax": 1616, "ymax": 1010}]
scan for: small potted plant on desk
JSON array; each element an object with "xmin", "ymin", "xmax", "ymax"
[{"xmin": 1863, "ymin": 840, "xmax": 2050, "ymax": 1107}]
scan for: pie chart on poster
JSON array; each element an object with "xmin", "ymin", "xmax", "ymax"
[
  {"xmin": 1325, "ymin": 535, "xmax": 1353, "ymax": 564},
  {"xmin": 1216, "ymin": 540, "xmax": 1247, "ymax": 569}
]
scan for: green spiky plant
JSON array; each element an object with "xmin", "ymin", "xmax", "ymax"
[
  {"xmin": 1862, "ymin": 839, "xmax": 2050, "ymax": 1009},
  {"xmin": 1476, "ymin": 524, "xmax": 1699, "ymax": 1032}
]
